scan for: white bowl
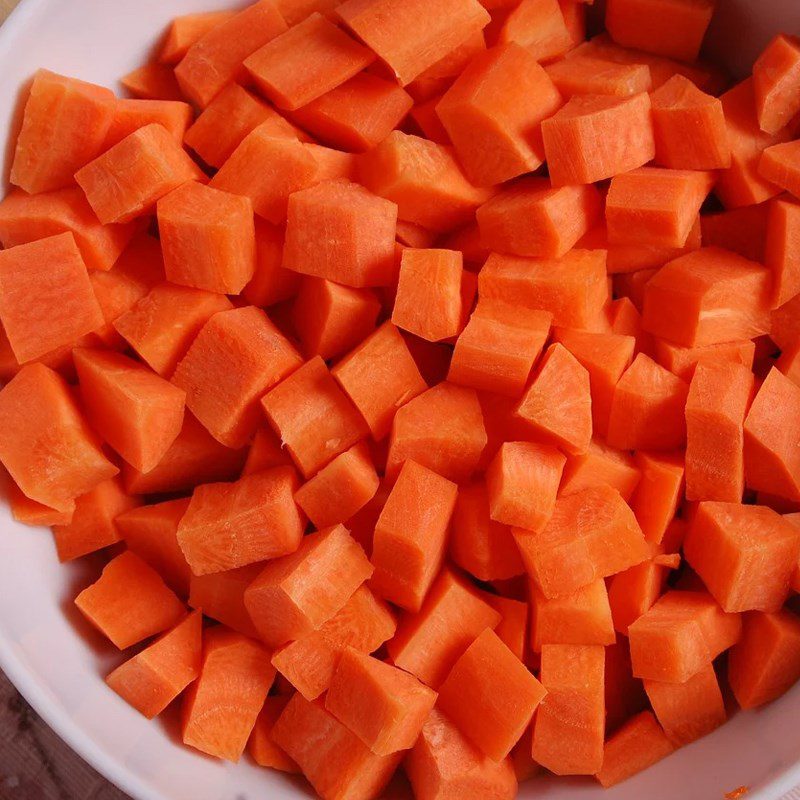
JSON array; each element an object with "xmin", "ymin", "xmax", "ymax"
[{"xmin": 2, "ymin": 1, "xmax": 800, "ymax": 799}]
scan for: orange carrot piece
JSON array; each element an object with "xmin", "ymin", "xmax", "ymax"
[
  {"xmin": 514, "ymin": 342, "xmax": 592, "ymax": 456},
  {"xmin": 0, "ymin": 364, "xmax": 117, "ymax": 512},
  {"xmin": 477, "ymin": 178, "xmax": 601, "ymax": 258},
  {"xmin": 654, "ymin": 339, "xmax": 756, "ymax": 383},
  {"xmin": 754, "ymin": 34, "xmax": 800, "ymax": 135},
  {"xmin": 629, "ymin": 451, "xmax": 684, "ymax": 544},
  {"xmin": 767, "ymin": 197, "xmax": 800, "ymax": 308},
  {"xmin": 106, "ymin": 610, "xmax": 202, "ymax": 718},
  {"xmin": 436, "ymin": 43, "xmax": 563, "ymax": 186},
  {"xmin": 188, "ymin": 565, "xmax": 262, "ymax": 639},
  {"xmin": 608, "ymin": 559, "xmax": 672, "ymax": 635},
  {"xmin": 605, "ymin": 638, "xmax": 648, "ymax": 734},
  {"xmin": 406, "ymin": 707, "xmax": 517, "ymax": 800},
  {"xmin": 531, "ymin": 579, "xmax": 615, "ymax": 651},
  {"xmin": 485, "ymin": 592, "xmax": 528, "ymax": 661},
  {"xmin": 498, "ymin": 0, "xmax": 573, "ymax": 62},
  {"xmin": 173, "ymin": 306, "xmax": 302, "ymax": 449},
  {"xmin": 120, "ymin": 63, "xmax": 183, "ymax": 101},
  {"xmin": 760, "ymin": 140, "xmax": 800, "ymax": 200},
  {"xmin": 248, "ymin": 695, "xmax": 299, "ymax": 773},
  {"xmin": 105, "ymin": 98, "xmax": 193, "ymax": 149},
  {"xmin": 410, "ymin": 96, "xmax": 451, "ymax": 144},
  {"xmin": 337, "ymin": 0, "xmax": 490, "ymax": 86},
  {"xmin": 644, "ymin": 662, "xmax": 726, "ymax": 747},
  {"xmin": 743, "ymin": 368, "xmax": 800, "ymax": 501},
  {"xmin": 242, "ymin": 426, "xmax": 289, "ymax": 477},
  {"xmin": 545, "ymin": 56, "xmax": 651, "ymax": 98},
  {"xmin": 358, "ymin": 131, "xmax": 493, "ymax": 233},
  {"xmin": 159, "ymin": 11, "xmax": 236, "ymax": 64},
  {"xmin": 11, "ymin": 70, "xmax": 116, "ymax": 195},
  {"xmin": 275, "ymin": 0, "xmax": 342, "ymax": 24},
  {"xmin": 560, "ymin": 439, "xmax": 640, "ymax": 502},
  {"xmin": 240, "ymin": 220, "xmax": 301, "ymax": 309},
  {"xmin": 52, "ymin": 478, "xmax": 139, "ymax": 563},
  {"xmin": 701, "ymin": 203, "xmax": 769, "ymax": 265},
  {"xmin": 273, "ymin": 693, "xmax": 403, "ymax": 799},
  {"xmin": 6, "ymin": 476, "xmax": 74, "ymax": 528},
  {"xmin": 478, "ymin": 249, "xmax": 608, "ymax": 329},
  {"xmin": 542, "ymin": 92, "xmax": 655, "ymax": 186},
  {"xmin": 75, "ymin": 550, "xmax": 185, "ymax": 649},
  {"xmin": 371, "ymin": 460, "xmax": 457, "ymax": 611},
  {"xmin": 771, "ymin": 293, "xmax": 800, "ymax": 353},
  {"xmin": 386, "ymin": 382, "xmax": 487, "ymax": 483},
  {"xmin": 533, "ymin": 644, "xmax": 604, "ymax": 775},
  {"xmin": 514, "ymin": 485, "xmax": 649, "ymax": 599},
  {"xmin": 685, "ymin": 362, "xmax": 754, "ymax": 503},
  {"xmin": 595, "ymin": 711, "xmax": 674, "ymax": 788},
  {"xmin": 627, "ymin": 591, "xmax": 742, "ymax": 683}
]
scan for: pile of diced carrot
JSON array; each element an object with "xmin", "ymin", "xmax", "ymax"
[{"xmin": 2, "ymin": 0, "xmax": 800, "ymax": 797}]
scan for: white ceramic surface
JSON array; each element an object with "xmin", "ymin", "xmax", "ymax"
[{"xmin": 1, "ymin": 1, "xmax": 800, "ymax": 799}]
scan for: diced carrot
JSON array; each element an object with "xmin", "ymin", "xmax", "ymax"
[
  {"xmin": 685, "ymin": 362, "xmax": 754, "ymax": 503},
  {"xmin": 178, "ymin": 467, "xmax": 304, "ymax": 576},
  {"xmin": 294, "ymin": 442, "xmax": 379, "ymax": 529},
  {"xmin": 560, "ymin": 439, "xmax": 640, "ymax": 501},
  {"xmin": 606, "ymin": 353, "xmax": 688, "ymax": 451},
  {"xmin": 629, "ymin": 451, "xmax": 684, "ymax": 545},
  {"xmin": 716, "ymin": 79, "xmax": 791, "ymax": 209},
  {"xmin": 209, "ymin": 126, "xmax": 317, "ymax": 224},
  {"xmin": 479, "ymin": 249, "xmax": 608, "ymax": 329},
  {"xmin": 531, "ymin": 579, "xmax": 615, "ymax": 651},
  {"xmin": 771, "ymin": 293, "xmax": 800, "ymax": 352},
  {"xmin": 766, "ymin": 197, "xmax": 800, "ymax": 308},
  {"xmin": 52, "ymin": 478, "xmax": 139, "ymax": 563},
  {"xmin": 613, "ymin": 268, "xmax": 656, "ymax": 311},
  {"xmin": 608, "ymin": 559, "xmax": 672, "ymax": 635},
  {"xmin": 248, "ymin": 695, "xmax": 299, "ymax": 773},
  {"xmin": 605, "ymin": 638, "xmax": 648, "ymax": 734},
  {"xmin": 272, "ymin": 693, "xmax": 403, "ymax": 800},
  {"xmin": 0, "ymin": 233, "xmax": 103, "ymax": 363},
  {"xmin": 753, "ymin": 34, "xmax": 800, "ymax": 136},
  {"xmin": 5, "ymin": 474, "xmax": 74, "ymax": 527},
  {"xmin": 514, "ymin": 343, "xmax": 592, "ymax": 456},
  {"xmin": 606, "ymin": 168, "xmax": 713, "ymax": 249},
  {"xmin": 182, "ymin": 627, "xmax": 275, "ymax": 761},
  {"xmin": 410, "ymin": 28, "xmax": 488, "ymax": 90},
  {"xmin": 499, "ymin": 0, "xmax": 573, "ymax": 62},
  {"xmin": 0, "ymin": 364, "xmax": 117, "ymax": 512},
  {"xmin": 478, "ymin": 178, "xmax": 601, "ymax": 258},
  {"xmin": 189, "ymin": 564, "xmax": 262, "ymax": 639},
  {"xmin": 122, "ymin": 413, "xmax": 246, "ymax": 495},
  {"xmin": 515, "ymin": 485, "xmax": 648, "ymax": 599},
  {"xmin": 106, "ymin": 610, "xmax": 201, "ymax": 718},
  {"xmin": 654, "ymin": 339, "xmax": 756, "ymax": 383},
  {"xmin": 760, "ymin": 140, "xmax": 800, "ymax": 201},
  {"xmin": 291, "ymin": 72, "xmax": 412, "ymax": 152},
  {"xmin": 358, "ymin": 131, "xmax": 493, "ymax": 233},
  {"xmin": 275, "ymin": 0, "xmax": 343, "ymax": 24},
  {"xmin": 115, "ymin": 498, "xmax": 192, "ymax": 596},
  {"xmin": 386, "ymin": 382, "xmax": 487, "ymax": 483},
  {"xmin": 436, "ymin": 43, "xmax": 563, "ymax": 186},
  {"xmin": 410, "ymin": 96, "xmax": 451, "ymax": 144},
  {"xmin": 595, "ymin": 711, "xmax": 674, "ymax": 788},
  {"xmin": 337, "ymin": 0, "xmax": 490, "ymax": 86},
  {"xmin": 542, "ymin": 92, "xmax": 655, "ymax": 186},
  {"xmin": 76, "ymin": 124, "xmax": 203, "ymax": 225},
  {"xmin": 240, "ymin": 220, "xmax": 301, "ymax": 309},
  {"xmin": 242, "ymin": 426, "xmax": 289, "ymax": 477},
  {"xmin": 605, "ymin": 0, "xmax": 714, "ymax": 62},
  {"xmin": 644, "ymin": 662, "xmax": 726, "ymax": 747},
  {"xmin": 406, "ymin": 707, "xmax": 518, "ymax": 800},
  {"xmin": 743, "ymin": 368, "xmax": 800, "ymax": 501},
  {"xmin": 728, "ymin": 609, "xmax": 800, "ymax": 709},
  {"xmin": 120, "ymin": 63, "xmax": 183, "ymax": 101},
  {"xmin": 701, "ymin": 204, "xmax": 769, "ymax": 266},
  {"xmin": 11, "ymin": 70, "xmax": 116, "ymax": 195},
  {"xmin": 75, "ymin": 550, "xmax": 185, "ymax": 649},
  {"xmin": 545, "ymin": 56, "xmax": 651, "ymax": 98},
  {"xmin": 627, "ymin": 591, "xmax": 742, "ymax": 683},
  {"xmin": 74, "ymin": 348, "xmax": 185, "ymax": 473},
  {"xmin": 440, "ymin": 222, "xmax": 490, "ymax": 266},
  {"xmin": 105, "ymin": 98, "xmax": 193, "ymax": 149},
  {"xmin": 438, "ymin": 628, "xmax": 545, "ymax": 761},
  {"xmin": 685, "ymin": 501, "xmax": 800, "ymax": 613},
  {"xmin": 172, "ymin": 306, "xmax": 302, "ymax": 449},
  {"xmin": 485, "ymin": 592, "xmax": 528, "ymax": 661},
  {"xmin": 159, "ymin": 11, "xmax": 236, "ymax": 64}
]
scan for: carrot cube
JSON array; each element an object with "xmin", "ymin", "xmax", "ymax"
[
  {"xmin": 514, "ymin": 484, "xmax": 649, "ymax": 599},
  {"xmin": 188, "ymin": 564, "xmax": 262, "ymax": 639},
  {"xmin": 685, "ymin": 501, "xmax": 800, "ymax": 613},
  {"xmin": 486, "ymin": 441, "xmax": 565, "ymax": 532},
  {"xmin": 272, "ymin": 693, "xmax": 402, "ymax": 800},
  {"xmin": 728, "ymin": 609, "xmax": 800, "ymax": 709},
  {"xmin": 11, "ymin": 70, "xmax": 116, "ymax": 195},
  {"xmin": 75, "ymin": 550, "xmax": 186, "ymax": 649},
  {"xmin": 627, "ymin": 591, "xmax": 742, "ymax": 683},
  {"xmin": 595, "ymin": 711, "xmax": 674, "ymax": 788},
  {"xmin": 105, "ymin": 98, "xmax": 193, "ymax": 149},
  {"xmin": 654, "ymin": 338, "xmax": 756, "ymax": 383},
  {"xmin": 542, "ymin": 92, "xmax": 655, "ymax": 186},
  {"xmin": 608, "ymin": 559, "xmax": 672, "ymax": 636},
  {"xmin": 337, "ymin": 0, "xmax": 490, "ymax": 86},
  {"xmin": 248, "ymin": 695, "xmax": 299, "ymax": 773},
  {"xmin": 283, "ymin": 180, "xmax": 398, "ymax": 288},
  {"xmin": 386, "ymin": 382, "xmax": 487, "ymax": 483},
  {"xmin": 766, "ymin": 197, "xmax": 800, "ymax": 309},
  {"xmin": 438, "ymin": 628, "xmax": 546, "ymax": 761},
  {"xmin": 174, "ymin": 0, "xmax": 288, "ymax": 108},
  {"xmin": 358, "ymin": 131, "xmax": 493, "ymax": 233},
  {"xmin": 406, "ymin": 708, "xmax": 518, "ymax": 800},
  {"xmin": 478, "ymin": 249, "xmax": 608, "ymax": 329},
  {"xmin": 560, "ymin": 439, "xmax": 640, "ymax": 501},
  {"xmin": 436, "ymin": 43, "xmax": 563, "ymax": 186},
  {"xmin": 498, "ymin": 0, "xmax": 573, "ymax": 62},
  {"xmin": 159, "ymin": 11, "xmax": 236, "ymax": 65},
  {"xmin": 6, "ymin": 479, "xmax": 74, "ymax": 528},
  {"xmin": 241, "ymin": 220, "xmax": 301, "ymax": 309},
  {"xmin": 106, "ymin": 610, "xmax": 202, "ymax": 719},
  {"xmin": 629, "ymin": 451, "xmax": 684, "ymax": 544},
  {"xmin": 392, "ymin": 249, "xmax": 464, "ymax": 342},
  {"xmin": 760, "ymin": 140, "xmax": 800, "ymax": 200},
  {"xmin": 116, "ymin": 498, "xmax": 193, "ymax": 596},
  {"xmin": 754, "ymin": 34, "xmax": 800, "ymax": 136},
  {"xmin": 0, "ymin": 364, "xmax": 117, "ymax": 512},
  {"xmin": 182, "ymin": 627, "xmax": 275, "ymax": 761},
  {"xmin": 515, "ymin": 343, "xmax": 592, "ymax": 456},
  {"xmin": 0, "ymin": 233, "xmax": 104, "ymax": 363},
  {"xmin": 545, "ymin": 56, "xmax": 651, "ymax": 99}
]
